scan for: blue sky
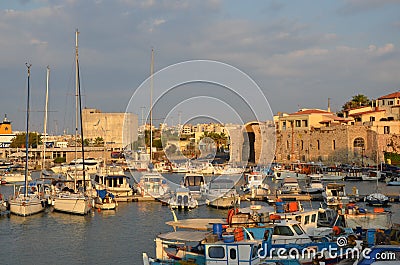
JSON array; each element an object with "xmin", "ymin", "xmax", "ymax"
[{"xmin": 1, "ymin": 0, "xmax": 400, "ymax": 132}]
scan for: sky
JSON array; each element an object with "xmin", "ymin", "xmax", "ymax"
[{"xmin": 1, "ymin": 0, "xmax": 400, "ymax": 133}]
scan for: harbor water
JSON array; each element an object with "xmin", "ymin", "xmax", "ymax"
[{"xmin": 0, "ymin": 172, "xmax": 399, "ymax": 264}]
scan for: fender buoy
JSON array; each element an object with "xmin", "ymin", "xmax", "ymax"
[{"xmin": 227, "ymin": 209, "xmax": 235, "ymax": 225}]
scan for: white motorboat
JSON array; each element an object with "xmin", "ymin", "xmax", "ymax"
[
  {"xmin": 2, "ymin": 165, "xmax": 32, "ymax": 184},
  {"xmin": 167, "ymin": 186, "xmax": 198, "ymax": 209},
  {"xmin": 51, "ymin": 157, "xmax": 101, "ymax": 175},
  {"xmin": 137, "ymin": 171, "xmax": 170, "ymax": 200},
  {"xmin": 205, "ymin": 177, "xmax": 240, "ymax": 208},
  {"xmin": 280, "ymin": 177, "xmax": 301, "ymax": 194},
  {"xmin": 322, "ymin": 183, "xmax": 350, "ymax": 207},
  {"xmin": 182, "ymin": 173, "xmax": 207, "ymax": 200},
  {"xmin": 94, "ymin": 173, "xmax": 135, "ymax": 202},
  {"xmin": 301, "ymin": 174, "xmax": 324, "ymax": 194},
  {"xmin": 365, "ymin": 192, "xmax": 389, "ymax": 206},
  {"xmin": 242, "ymin": 171, "xmax": 270, "ymax": 197},
  {"xmin": 362, "ymin": 170, "xmax": 381, "ymax": 181}
]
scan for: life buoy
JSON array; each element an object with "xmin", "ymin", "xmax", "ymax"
[{"xmin": 227, "ymin": 208, "xmax": 238, "ymax": 225}]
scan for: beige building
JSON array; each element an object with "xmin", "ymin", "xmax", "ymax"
[{"xmin": 82, "ymin": 108, "xmax": 138, "ymax": 151}]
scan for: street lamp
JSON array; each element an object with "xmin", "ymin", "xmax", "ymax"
[{"xmin": 361, "ymin": 146, "xmax": 365, "ymax": 167}]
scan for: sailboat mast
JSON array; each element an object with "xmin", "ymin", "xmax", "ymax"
[
  {"xmin": 42, "ymin": 65, "xmax": 49, "ymax": 175},
  {"xmin": 74, "ymin": 29, "xmax": 79, "ymax": 183},
  {"xmin": 150, "ymin": 48, "xmax": 154, "ymax": 163},
  {"xmin": 76, "ymin": 29, "xmax": 86, "ymax": 192},
  {"xmin": 25, "ymin": 63, "xmax": 32, "ymax": 197}
]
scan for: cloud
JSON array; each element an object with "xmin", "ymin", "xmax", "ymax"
[{"xmin": 337, "ymin": 0, "xmax": 400, "ymax": 15}]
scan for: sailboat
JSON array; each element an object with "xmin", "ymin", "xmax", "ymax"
[
  {"xmin": 50, "ymin": 29, "xmax": 92, "ymax": 215},
  {"xmin": 9, "ymin": 64, "xmax": 46, "ymax": 216},
  {"xmin": 365, "ymin": 154, "xmax": 389, "ymax": 207}
]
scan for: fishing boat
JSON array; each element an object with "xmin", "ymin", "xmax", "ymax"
[
  {"xmin": 336, "ymin": 204, "xmax": 392, "ymax": 230},
  {"xmin": 167, "ymin": 186, "xmax": 198, "ymax": 210},
  {"xmin": 51, "ymin": 30, "xmax": 92, "ymax": 215},
  {"xmin": 362, "ymin": 170, "xmax": 382, "ymax": 181},
  {"xmin": 9, "ymin": 64, "xmax": 45, "ymax": 216},
  {"xmin": 322, "ymin": 183, "xmax": 350, "ymax": 207},
  {"xmin": 205, "ymin": 177, "xmax": 240, "ymax": 208}
]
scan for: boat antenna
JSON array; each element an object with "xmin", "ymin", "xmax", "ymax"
[
  {"xmin": 25, "ymin": 63, "xmax": 32, "ymax": 197},
  {"xmin": 42, "ymin": 65, "xmax": 50, "ymax": 177},
  {"xmin": 149, "ymin": 48, "xmax": 154, "ymax": 168},
  {"xmin": 76, "ymin": 29, "xmax": 86, "ymax": 192}
]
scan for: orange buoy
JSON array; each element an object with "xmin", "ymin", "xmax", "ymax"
[{"xmin": 374, "ymin": 208, "xmax": 384, "ymax": 213}]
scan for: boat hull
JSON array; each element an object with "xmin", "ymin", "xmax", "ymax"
[
  {"xmin": 9, "ymin": 196, "xmax": 45, "ymax": 216},
  {"xmin": 52, "ymin": 194, "xmax": 92, "ymax": 215}
]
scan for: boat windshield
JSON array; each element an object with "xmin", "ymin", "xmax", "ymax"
[
  {"xmin": 273, "ymin": 226, "xmax": 294, "ymax": 236},
  {"xmin": 292, "ymin": 224, "xmax": 304, "ymax": 235}
]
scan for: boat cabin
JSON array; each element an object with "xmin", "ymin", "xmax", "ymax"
[
  {"xmin": 182, "ymin": 173, "xmax": 206, "ymax": 198},
  {"xmin": 204, "ymin": 239, "xmax": 262, "ymax": 265}
]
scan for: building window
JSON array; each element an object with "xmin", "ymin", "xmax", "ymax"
[
  {"xmin": 282, "ymin": 121, "xmax": 286, "ymax": 130},
  {"xmin": 301, "ymin": 140, "xmax": 304, "ymax": 150},
  {"xmin": 353, "ymin": 137, "xmax": 365, "ymax": 148},
  {"xmin": 332, "ymin": 140, "xmax": 336, "ymax": 150},
  {"xmin": 388, "ymin": 100, "xmax": 394, "ymax": 105},
  {"xmin": 382, "ymin": 100, "xmax": 385, "ymax": 106},
  {"xmin": 287, "ymin": 140, "xmax": 289, "ymax": 149},
  {"xmin": 370, "ymin": 116, "xmax": 375, "ymax": 122},
  {"xmin": 317, "ymin": 140, "xmax": 320, "ymax": 150},
  {"xmin": 302, "ymin": 120, "xmax": 308, "ymax": 127},
  {"xmin": 295, "ymin": 120, "xmax": 301, "ymax": 127},
  {"xmin": 384, "ymin": 126, "xmax": 390, "ymax": 134}
]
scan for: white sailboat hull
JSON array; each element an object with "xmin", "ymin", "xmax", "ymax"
[
  {"xmin": 52, "ymin": 194, "xmax": 92, "ymax": 215},
  {"xmin": 9, "ymin": 196, "xmax": 45, "ymax": 216}
]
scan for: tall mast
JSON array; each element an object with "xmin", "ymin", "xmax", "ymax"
[
  {"xmin": 25, "ymin": 63, "xmax": 32, "ymax": 197},
  {"xmin": 76, "ymin": 28, "xmax": 86, "ymax": 192},
  {"xmin": 150, "ymin": 48, "xmax": 154, "ymax": 163},
  {"xmin": 42, "ymin": 65, "xmax": 50, "ymax": 176},
  {"xmin": 75, "ymin": 29, "xmax": 79, "ymax": 182}
]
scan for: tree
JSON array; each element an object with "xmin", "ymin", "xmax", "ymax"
[
  {"xmin": 10, "ymin": 132, "xmax": 42, "ymax": 148},
  {"xmin": 342, "ymin": 94, "xmax": 371, "ymax": 111},
  {"xmin": 94, "ymin": 137, "xmax": 104, "ymax": 147}
]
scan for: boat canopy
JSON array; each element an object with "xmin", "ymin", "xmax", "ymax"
[{"xmin": 158, "ymin": 231, "xmax": 208, "ymax": 242}]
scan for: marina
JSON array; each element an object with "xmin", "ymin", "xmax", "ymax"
[{"xmin": 1, "ymin": 170, "xmax": 400, "ymax": 264}]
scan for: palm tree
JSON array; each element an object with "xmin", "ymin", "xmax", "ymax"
[{"xmin": 342, "ymin": 94, "xmax": 371, "ymax": 111}]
